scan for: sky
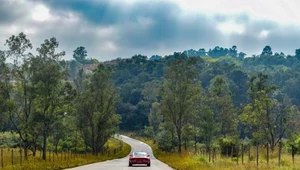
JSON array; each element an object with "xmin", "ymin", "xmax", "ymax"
[{"xmin": 0, "ymin": 0, "xmax": 300, "ymax": 61}]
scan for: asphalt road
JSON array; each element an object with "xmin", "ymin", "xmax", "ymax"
[{"xmin": 66, "ymin": 135, "xmax": 173, "ymax": 170}]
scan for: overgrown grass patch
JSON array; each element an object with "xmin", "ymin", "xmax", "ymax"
[
  {"xmin": 0, "ymin": 138, "xmax": 131, "ymax": 170},
  {"xmin": 136, "ymin": 137, "xmax": 300, "ymax": 170}
]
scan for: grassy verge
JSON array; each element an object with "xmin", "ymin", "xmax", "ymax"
[
  {"xmin": 135, "ymin": 137, "xmax": 300, "ymax": 170},
  {"xmin": 0, "ymin": 138, "xmax": 131, "ymax": 170}
]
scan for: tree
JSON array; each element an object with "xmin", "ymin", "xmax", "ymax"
[
  {"xmin": 261, "ymin": 45, "xmax": 273, "ymax": 56},
  {"xmin": 31, "ymin": 37, "xmax": 66, "ymax": 160},
  {"xmin": 147, "ymin": 102, "xmax": 163, "ymax": 138},
  {"xmin": 295, "ymin": 48, "xmax": 300, "ymax": 60},
  {"xmin": 238, "ymin": 52, "xmax": 246, "ymax": 59},
  {"xmin": 240, "ymin": 73, "xmax": 294, "ymax": 150},
  {"xmin": 160, "ymin": 57, "xmax": 202, "ymax": 153},
  {"xmin": 3, "ymin": 32, "xmax": 36, "ymax": 159},
  {"xmin": 229, "ymin": 45, "xmax": 238, "ymax": 57},
  {"xmin": 76, "ymin": 64, "xmax": 120, "ymax": 155},
  {"xmin": 208, "ymin": 75, "xmax": 237, "ymax": 138},
  {"xmin": 0, "ymin": 50, "xmax": 10, "ymax": 131},
  {"xmin": 73, "ymin": 46, "xmax": 87, "ymax": 64}
]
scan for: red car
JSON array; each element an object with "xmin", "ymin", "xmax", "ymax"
[{"xmin": 129, "ymin": 151, "xmax": 151, "ymax": 167}]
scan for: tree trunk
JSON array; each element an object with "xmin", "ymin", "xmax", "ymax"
[
  {"xmin": 177, "ymin": 128, "xmax": 182, "ymax": 154},
  {"xmin": 24, "ymin": 147, "xmax": 28, "ymax": 160}
]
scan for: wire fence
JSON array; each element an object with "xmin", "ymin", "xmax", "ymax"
[
  {"xmin": 197, "ymin": 142, "xmax": 299, "ymax": 167},
  {"xmin": 0, "ymin": 145, "xmax": 124, "ymax": 169}
]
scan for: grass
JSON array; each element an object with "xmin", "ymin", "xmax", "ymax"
[
  {"xmin": 134, "ymin": 137, "xmax": 300, "ymax": 170},
  {"xmin": 0, "ymin": 138, "xmax": 131, "ymax": 170}
]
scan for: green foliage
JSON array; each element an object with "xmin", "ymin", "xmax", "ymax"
[
  {"xmin": 160, "ymin": 56, "xmax": 202, "ymax": 153},
  {"xmin": 75, "ymin": 63, "xmax": 120, "ymax": 155},
  {"xmin": 0, "ymin": 132, "xmax": 20, "ymax": 148},
  {"xmin": 156, "ymin": 129, "xmax": 175, "ymax": 152}
]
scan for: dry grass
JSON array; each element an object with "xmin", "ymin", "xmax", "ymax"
[
  {"xmin": 0, "ymin": 138, "xmax": 131, "ymax": 170},
  {"xmin": 138, "ymin": 138, "xmax": 300, "ymax": 170}
]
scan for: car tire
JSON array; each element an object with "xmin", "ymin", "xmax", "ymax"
[
  {"xmin": 129, "ymin": 162, "xmax": 132, "ymax": 166},
  {"xmin": 147, "ymin": 163, "xmax": 151, "ymax": 167}
]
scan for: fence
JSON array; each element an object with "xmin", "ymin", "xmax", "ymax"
[
  {"xmin": 0, "ymin": 145, "xmax": 123, "ymax": 169},
  {"xmin": 198, "ymin": 142, "xmax": 299, "ymax": 167}
]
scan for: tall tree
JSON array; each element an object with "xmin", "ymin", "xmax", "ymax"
[
  {"xmin": 0, "ymin": 50, "xmax": 10, "ymax": 130},
  {"xmin": 73, "ymin": 46, "xmax": 87, "ymax": 64},
  {"xmin": 4, "ymin": 32, "xmax": 36, "ymax": 159},
  {"xmin": 295, "ymin": 48, "xmax": 300, "ymax": 60},
  {"xmin": 76, "ymin": 64, "xmax": 120, "ymax": 155},
  {"xmin": 240, "ymin": 73, "xmax": 296, "ymax": 150},
  {"xmin": 160, "ymin": 57, "xmax": 202, "ymax": 153},
  {"xmin": 261, "ymin": 45, "xmax": 273, "ymax": 56},
  {"xmin": 31, "ymin": 37, "xmax": 66, "ymax": 160},
  {"xmin": 208, "ymin": 75, "xmax": 237, "ymax": 138}
]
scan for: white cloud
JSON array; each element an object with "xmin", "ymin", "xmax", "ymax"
[
  {"xmin": 259, "ymin": 30, "xmax": 269, "ymax": 39},
  {"xmin": 217, "ymin": 21, "xmax": 244, "ymax": 35},
  {"xmin": 31, "ymin": 4, "xmax": 51, "ymax": 22},
  {"xmin": 171, "ymin": 0, "xmax": 300, "ymax": 25}
]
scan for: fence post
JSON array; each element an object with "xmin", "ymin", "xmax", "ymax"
[
  {"xmin": 231, "ymin": 145, "xmax": 233, "ymax": 159},
  {"xmin": 49, "ymin": 150, "xmax": 51, "ymax": 162},
  {"xmin": 248, "ymin": 144, "xmax": 251, "ymax": 163},
  {"xmin": 236, "ymin": 145, "xmax": 239, "ymax": 164},
  {"xmin": 278, "ymin": 141, "xmax": 281, "ymax": 167},
  {"xmin": 241, "ymin": 144, "xmax": 244, "ymax": 164},
  {"xmin": 1, "ymin": 149, "xmax": 3, "ymax": 168},
  {"xmin": 208, "ymin": 147, "xmax": 211, "ymax": 163},
  {"xmin": 20, "ymin": 149, "xmax": 22, "ymax": 166},
  {"xmin": 292, "ymin": 145, "xmax": 295, "ymax": 165},
  {"xmin": 256, "ymin": 144, "xmax": 258, "ymax": 167},
  {"xmin": 11, "ymin": 149, "xmax": 14, "ymax": 166},
  {"xmin": 266, "ymin": 143, "xmax": 269, "ymax": 165}
]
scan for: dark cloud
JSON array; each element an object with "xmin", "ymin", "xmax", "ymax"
[
  {"xmin": 0, "ymin": 1, "xmax": 27, "ymax": 24},
  {"xmin": 0, "ymin": 0, "xmax": 300, "ymax": 61}
]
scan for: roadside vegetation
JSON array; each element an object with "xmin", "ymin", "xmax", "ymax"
[
  {"xmin": 131, "ymin": 135, "xmax": 300, "ymax": 170},
  {"xmin": 0, "ymin": 133, "xmax": 130, "ymax": 170}
]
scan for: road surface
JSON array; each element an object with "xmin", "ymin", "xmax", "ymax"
[{"xmin": 66, "ymin": 135, "xmax": 174, "ymax": 170}]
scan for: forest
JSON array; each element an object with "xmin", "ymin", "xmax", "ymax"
[{"xmin": 1, "ymin": 32, "xmax": 300, "ymax": 160}]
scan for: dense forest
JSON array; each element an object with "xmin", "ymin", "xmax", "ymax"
[{"xmin": 1, "ymin": 32, "xmax": 300, "ymax": 158}]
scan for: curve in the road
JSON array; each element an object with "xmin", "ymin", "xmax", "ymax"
[{"xmin": 65, "ymin": 135, "xmax": 173, "ymax": 170}]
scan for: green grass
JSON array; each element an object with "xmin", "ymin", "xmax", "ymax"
[
  {"xmin": 0, "ymin": 138, "xmax": 131, "ymax": 170},
  {"xmin": 136, "ymin": 137, "xmax": 300, "ymax": 170}
]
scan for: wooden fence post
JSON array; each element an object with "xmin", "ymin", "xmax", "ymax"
[
  {"xmin": 20, "ymin": 149, "xmax": 22, "ymax": 166},
  {"xmin": 208, "ymin": 147, "xmax": 211, "ymax": 163},
  {"xmin": 236, "ymin": 145, "xmax": 239, "ymax": 164},
  {"xmin": 278, "ymin": 141, "xmax": 281, "ymax": 167},
  {"xmin": 241, "ymin": 144, "xmax": 244, "ymax": 164},
  {"xmin": 292, "ymin": 145, "xmax": 295, "ymax": 165},
  {"xmin": 1, "ymin": 149, "xmax": 3, "ymax": 168},
  {"xmin": 266, "ymin": 143, "xmax": 269, "ymax": 165},
  {"xmin": 11, "ymin": 149, "xmax": 14, "ymax": 166},
  {"xmin": 49, "ymin": 150, "xmax": 51, "ymax": 162},
  {"xmin": 256, "ymin": 144, "xmax": 258, "ymax": 167},
  {"xmin": 231, "ymin": 145, "xmax": 233, "ymax": 159}
]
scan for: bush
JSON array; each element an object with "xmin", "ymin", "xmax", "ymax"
[
  {"xmin": 155, "ymin": 130, "xmax": 175, "ymax": 152},
  {"xmin": 0, "ymin": 132, "xmax": 20, "ymax": 148}
]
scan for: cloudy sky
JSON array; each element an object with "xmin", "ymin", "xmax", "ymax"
[{"xmin": 0, "ymin": 0, "xmax": 300, "ymax": 61}]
